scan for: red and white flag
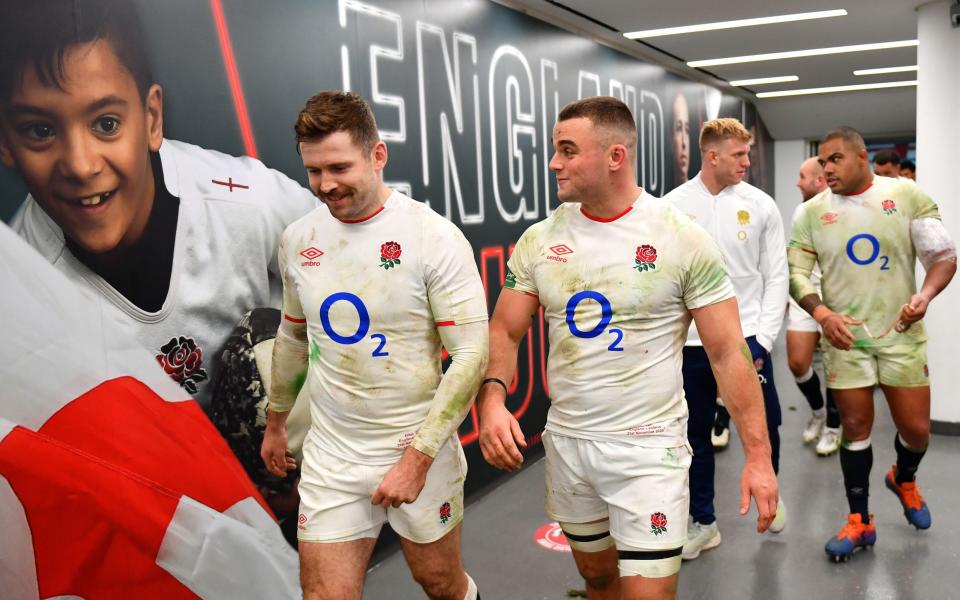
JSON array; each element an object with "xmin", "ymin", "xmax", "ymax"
[{"xmin": 0, "ymin": 224, "xmax": 299, "ymax": 599}]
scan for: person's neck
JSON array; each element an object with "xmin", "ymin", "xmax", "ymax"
[
  {"xmin": 699, "ymin": 169, "xmax": 729, "ymax": 196},
  {"xmin": 579, "ymin": 184, "xmax": 642, "ymax": 220},
  {"xmin": 845, "ymin": 173, "xmax": 874, "ymax": 196}
]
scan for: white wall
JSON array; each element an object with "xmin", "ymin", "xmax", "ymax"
[
  {"xmin": 773, "ymin": 139, "xmax": 806, "ymax": 240},
  {"xmin": 917, "ymin": 1, "xmax": 960, "ymax": 427}
]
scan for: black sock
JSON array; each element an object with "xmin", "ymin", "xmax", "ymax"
[
  {"xmin": 825, "ymin": 388, "xmax": 841, "ymax": 429},
  {"xmin": 894, "ymin": 434, "xmax": 927, "ymax": 484},
  {"xmin": 840, "ymin": 443, "xmax": 873, "ymax": 523},
  {"xmin": 796, "ymin": 371, "xmax": 825, "ymax": 411},
  {"xmin": 715, "ymin": 405, "xmax": 730, "ymax": 431}
]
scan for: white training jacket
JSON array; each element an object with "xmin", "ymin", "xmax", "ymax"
[{"xmin": 664, "ymin": 173, "xmax": 788, "ymax": 351}]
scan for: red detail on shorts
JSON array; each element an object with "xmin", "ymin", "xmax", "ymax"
[
  {"xmin": 339, "ymin": 205, "xmax": 385, "ymax": 224},
  {"xmin": 435, "ymin": 320, "xmax": 456, "ymax": 327},
  {"xmin": 210, "ymin": 0, "xmax": 258, "ymax": 158},
  {"xmin": 580, "ymin": 206, "xmax": 633, "ymax": 222},
  {"xmin": 284, "ymin": 315, "xmax": 306, "ymax": 324}
]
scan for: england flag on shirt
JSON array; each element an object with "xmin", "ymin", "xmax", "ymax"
[{"xmin": 0, "ymin": 224, "xmax": 299, "ymax": 599}]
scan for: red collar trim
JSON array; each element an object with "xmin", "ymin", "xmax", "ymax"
[
  {"xmin": 338, "ymin": 205, "xmax": 385, "ymax": 224},
  {"xmin": 847, "ymin": 180, "xmax": 873, "ymax": 197},
  {"xmin": 580, "ymin": 205, "xmax": 633, "ymax": 222}
]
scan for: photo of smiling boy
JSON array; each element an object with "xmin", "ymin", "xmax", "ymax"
[{"xmin": 0, "ymin": 0, "xmax": 316, "ymax": 406}]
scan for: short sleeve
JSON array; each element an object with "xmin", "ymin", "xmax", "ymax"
[
  {"xmin": 908, "ymin": 186, "xmax": 941, "ymax": 221},
  {"xmin": 504, "ymin": 228, "xmax": 539, "ymax": 296},
  {"xmin": 423, "ymin": 220, "xmax": 488, "ymax": 326},
  {"xmin": 788, "ymin": 202, "xmax": 815, "ymax": 254},
  {"xmin": 682, "ymin": 227, "xmax": 735, "ymax": 310}
]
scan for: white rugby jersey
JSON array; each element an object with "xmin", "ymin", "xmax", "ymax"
[
  {"xmin": 13, "ymin": 139, "xmax": 317, "ymax": 407},
  {"xmin": 278, "ymin": 191, "xmax": 487, "ymax": 464},
  {"xmin": 665, "ymin": 173, "xmax": 788, "ymax": 351},
  {"xmin": 505, "ymin": 193, "xmax": 734, "ymax": 447},
  {"xmin": 789, "ymin": 176, "xmax": 941, "ymax": 347}
]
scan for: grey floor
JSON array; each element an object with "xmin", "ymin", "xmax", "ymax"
[{"xmin": 364, "ymin": 335, "xmax": 960, "ymax": 599}]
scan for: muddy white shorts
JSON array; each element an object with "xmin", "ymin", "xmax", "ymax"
[{"xmin": 297, "ymin": 434, "xmax": 467, "ymax": 544}]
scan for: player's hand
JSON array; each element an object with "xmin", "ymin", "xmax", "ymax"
[
  {"xmin": 898, "ymin": 294, "xmax": 929, "ymax": 329},
  {"xmin": 260, "ymin": 426, "xmax": 296, "ymax": 477},
  {"xmin": 819, "ymin": 312, "xmax": 860, "ymax": 350},
  {"xmin": 478, "ymin": 397, "xmax": 526, "ymax": 471},
  {"xmin": 372, "ymin": 446, "xmax": 432, "ymax": 508},
  {"xmin": 739, "ymin": 458, "xmax": 778, "ymax": 533}
]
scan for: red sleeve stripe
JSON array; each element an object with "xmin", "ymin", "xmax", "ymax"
[
  {"xmin": 284, "ymin": 315, "xmax": 306, "ymax": 323},
  {"xmin": 435, "ymin": 320, "xmax": 457, "ymax": 327},
  {"xmin": 799, "ymin": 248, "xmax": 817, "ymax": 256}
]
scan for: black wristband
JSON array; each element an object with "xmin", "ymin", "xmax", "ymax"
[{"xmin": 481, "ymin": 377, "xmax": 508, "ymax": 393}]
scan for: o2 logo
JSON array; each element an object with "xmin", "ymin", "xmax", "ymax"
[
  {"xmin": 319, "ymin": 292, "xmax": 388, "ymax": 356},
  {"xmin": 846, "ymin": 233, "xmax": 889, "ymax": 270},
  {"xmin": 565, "ymin": 290, "xmax": 624, "ymax": 352}
]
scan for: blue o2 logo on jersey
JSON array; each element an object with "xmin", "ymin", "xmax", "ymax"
[
  {"xmin": 565, "ymin": 290, "xmax": 624, "ymax": 351},
  {"xmin": 319, "ymin": 292, "xmax": 389, "ymax": 356},
  {"xmin": 846, "ymin": 233, "xmax": 890, "ymax": 270}
]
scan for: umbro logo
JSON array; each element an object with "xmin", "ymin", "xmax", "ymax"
[
  {"xmin": 547, "ymin": 243, "xmax": 573, "ymax": 263},
  {"xmin": 300, "ymin": 246, "xmax": 324, "ymax": 266}
]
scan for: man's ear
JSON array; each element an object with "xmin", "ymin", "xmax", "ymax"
[
  {"xmin": 372, "ymin": 140, "xmax": 388, "ymax": 171},
  {"xmin": 145, "ymin": 84, "xmax": 164, "ymax": 152},
  {"xmin": 608, "ymin": 144, "xmax": 629, "ymax": 172}
]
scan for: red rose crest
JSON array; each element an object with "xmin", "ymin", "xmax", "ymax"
[
  {"xmin": 439, "ymin": 501, "xmax": 452, "ymax": 524},
  {"xmin": 820, "ymin": 212, "xmax": 838, "ymax": 225},
  {"xmin": 156, "ymin": 336, "xmax": 208, "ymax": 394},
  {"xmin": 380, "ymin": 241, "xmax": 402, "ymax": 270},
  {"xmin": 634, "ymin": 244, "xmax": 658, "ymax": 272},
  {"xmin": 650, "ymin": 512, "xmax": 668, "ymax": 536},
  {"xmin": 882, "ymin": 199, "xmax": 897, "ymax": 215}
]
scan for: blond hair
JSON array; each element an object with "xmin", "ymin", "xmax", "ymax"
[{"xmin": 699, "ymin": 118, "xmax": 751, "ymax": 151}]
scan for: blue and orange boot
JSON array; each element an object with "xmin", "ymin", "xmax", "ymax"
[
  {"xmin": 825, "ymin": 513, "xmax": 877, "ymax": 562},
  {"xmin": 885, "ymin": 466, "xmax": 931, "ymax": 530}
]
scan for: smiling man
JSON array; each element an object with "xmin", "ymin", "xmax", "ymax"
[
  {"xmin": 261, "ymin": 91, "xmax": 488, "ymax": 600},
  {"xmin": 664, "ymin": 118, "xmax": 789, "ymax": 559},
  {"xmin": 479, "ymin": 97, "xmax": 777, "ymax": 600}
]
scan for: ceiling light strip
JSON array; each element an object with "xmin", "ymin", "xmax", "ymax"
[
  {"xmin": 688, "ymin": 40, "xmax": 918, "ymax": 68},
  {"xmin": 853, "ymin": 65, "xmax": 918, "ymax": 76},
  {"xmin": 624, "ymin": 9, "xmax": 846, "ymax": 39},
  {"xmin": 729, "ymin": 75, "xmax": 799, "ymax": 86},
  {"xmin": 756, "ymin": 80, "xmax": 917, "ymax": 98}
]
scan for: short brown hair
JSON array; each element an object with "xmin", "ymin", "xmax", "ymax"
[
  {"xmin": 820, "ymin": 126, "xmax": 865, "ymax": 151},
  {"xmin": 558, "ymin": 96, "xmax": 637, "ymax": 156},
  {"xmin": 294, "ymin": 91, "xmax": 379, "ymax": 153},
  {"xmin": 699, "ymin": 118, "xmax": 751, "ymax": 151}
]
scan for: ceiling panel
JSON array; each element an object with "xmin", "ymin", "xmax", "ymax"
[{"xmin": 497, "ymin": 0, "xmax": 925, "ymax": 139}]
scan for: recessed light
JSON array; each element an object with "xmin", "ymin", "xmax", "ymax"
[
  {"xmin": 756, "ymin": 80, "xmax": 917, "ymax": 98},
  {"xmin": 729, "ymin": 75, "xmax": 799, "ymax": 86},
  {"xmin": 623, "ymin": 9, "xmax": 847, "ymax": 39},
  {"xmin": 688, "ymin": 40, "xmax": 918, "ymax": 68},
  {"xmin": 854, "ymin": 65, "xmax": 918, "ymax": 76}
]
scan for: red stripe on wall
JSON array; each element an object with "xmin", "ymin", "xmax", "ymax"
[{"xmin": 210, "ymin": 0, "xmax": 258, "ymax": 158}]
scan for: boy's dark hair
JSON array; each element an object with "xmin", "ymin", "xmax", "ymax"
[
  {"xmin": 294, "ymin": 91, "xmax": 380, "ymax": 154},
  {"xmin": 873, "ymin": 149, "xmax": 902, "ymax": 166},
  {"xmin": 0, "ymin": 0, "xmax": 154, "ymax": 102},
  {"xmin": 900, "ymin": 159, "xmax": 915, "ymax": 171}
]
